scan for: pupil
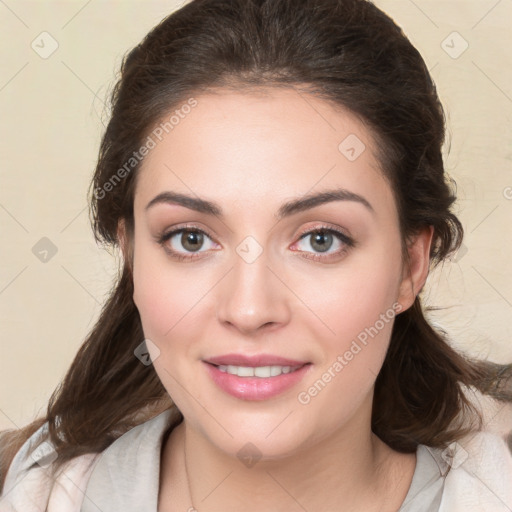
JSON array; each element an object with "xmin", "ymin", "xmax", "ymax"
[
  {"xmin": 311, "ymin": 231, "xmax": 332, "ymax": 253},
  {"xmin": 182, "ymin": 230, "xmax": 203, "ymax": 252}
]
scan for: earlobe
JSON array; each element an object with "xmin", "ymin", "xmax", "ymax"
[{"xmin": 396, "ymin": 225, "xmax": 434, "ymax": 312}]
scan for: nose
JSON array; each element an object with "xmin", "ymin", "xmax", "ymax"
[{"xmin": 215, "ymin": 247, "xmax": 291, "ymax": 336}]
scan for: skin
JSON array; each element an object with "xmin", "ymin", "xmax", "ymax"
[{"xmin": 118, "ymin": 87, "xmax": 434, "ymax": 511}]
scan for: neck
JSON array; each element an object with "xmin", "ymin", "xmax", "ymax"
[{"xmin": 159, "ymin": 394, "xmax": 416, "ymax": 512}]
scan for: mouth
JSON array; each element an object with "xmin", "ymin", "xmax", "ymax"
[
  {"xmin": 204, "ymin": 362, "xmax": 307, "ymax": 378},
  {"xmin": 204, "ymin": 353, "xmax": 310, "ymax": 368},
  {"xmin": 202, "ymin": 355, "xmax": 312, "ymax": 400}
]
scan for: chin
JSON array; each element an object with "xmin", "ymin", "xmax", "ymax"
[{"xmin": 192, "ymin": 407, "xmax": 321, "ymax": 461}]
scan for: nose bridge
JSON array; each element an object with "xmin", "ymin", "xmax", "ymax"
[{"xmin": 215, "ymin": 237, "xmax": 290, "ymax": 333}]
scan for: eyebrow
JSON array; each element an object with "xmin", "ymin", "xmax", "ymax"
[{"xmin": 145, "ymin": 187, "xmax": 375, "ymax": 220}]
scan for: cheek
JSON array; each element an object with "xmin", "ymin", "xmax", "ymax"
[
  {"xmin": 296, "ymin": 292, "xmax": 399, "ymax": 430},
  {"xmin": 131, "ymin": 251, "xmax": 207, "ymax": 410},
  {"xmin": 294, "ymin": 242, "xmax": 402, "ymax": 404},
  {"xmin": 132, "ymin": 238, "xmax": 204, "ymax": 339},
  {"xmin": 132, "ymin": 264, "xmax": 174, "ymax": 338},
  {"xmin": 132, "ymin": 270, "xmax": 215, "ymax": 433},
  {"xmin": 297, "ymin": 244, "xmax": 402, "ymax": 346}
]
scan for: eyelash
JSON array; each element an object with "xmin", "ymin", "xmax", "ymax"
[{"xmin": 156, "ymin": 223, "xmax": 355, "ymax": 263}]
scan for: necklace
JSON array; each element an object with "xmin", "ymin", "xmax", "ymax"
[{"xmin": 183, "ymin": 432, "xmax": 197, "ymax": 511}]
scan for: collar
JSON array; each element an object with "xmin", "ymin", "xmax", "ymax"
[
  {"xmin": 81, "ymin": 408, "xmax": 180, "ymax": 512},
  {"xmin": 79, "ymin": 405, "xmax": 443, "ymax": 512}
]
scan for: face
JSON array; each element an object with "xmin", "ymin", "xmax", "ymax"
[{"xmin": 127, "ymin": 87, "xmax": 424, "ymax": 460}]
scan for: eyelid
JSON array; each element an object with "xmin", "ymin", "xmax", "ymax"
[
  {"xmin": 295, "ymin": 222, "xmax": 353, "ymax": 243},
  {"xmin": 155, "ymin": 223, "xmax": 219, "ymax": 259},
  {"xmin": 290, "ymin": 223, "xmax": 355, "ymax": 261},
  {"xmin": 155, "ymin": 223, "xmax": 218, "ymax": 247}
]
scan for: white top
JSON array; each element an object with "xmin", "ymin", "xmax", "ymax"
[{"xmin": 1, "ymin": 408, "xmax": 511, "ymax": 512}]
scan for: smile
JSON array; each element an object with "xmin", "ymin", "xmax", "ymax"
[
  {"xmin": 203, "ymin": 361, "xmax": 312, "ymax": 400},
  {"xmin": 216, "ymin": 364, "xmax": 303, "ymax": 378}
]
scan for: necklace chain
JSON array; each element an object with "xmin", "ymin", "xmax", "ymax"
[{"xmin": 183, "ymin": 433, "xmax": 197, "ymax": 511}]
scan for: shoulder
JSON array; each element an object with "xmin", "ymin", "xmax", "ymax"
[
  {"xmin": 0, "ymin": 408, "xmax": 179, "ymax": 512},
  {"xmin": 404, "ymin": 430, "xmax": 512, "ymax": 512},
  {"xmin": 81, "ymin": 408, "xmax": 180, "ymax": 512},
  {"xmin": 0, "ymin": 422, "xmax": 100, "ymax": 512},
  {"xmin": 437, "ymin": 429, "xmax": 512, "ymax": 511}
]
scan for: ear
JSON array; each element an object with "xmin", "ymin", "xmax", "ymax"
[{"xmin": 396, "ymin": 225, "xmax": 434, "ymax": 312}]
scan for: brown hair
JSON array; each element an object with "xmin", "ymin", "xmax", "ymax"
[{"xmin": 1, "ymin": 0, "xmax": 511, "ymax": 495}]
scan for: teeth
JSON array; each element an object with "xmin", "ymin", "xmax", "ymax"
[{"xmin": 217, "ymin": 364, "xmax": 299, "ymax": 377}]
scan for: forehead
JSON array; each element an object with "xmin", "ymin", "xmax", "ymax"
[{"xmin": 134, "ymin": 87, "xmax": 395, "ymax": 218}]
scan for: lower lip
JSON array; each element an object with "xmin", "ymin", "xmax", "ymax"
[{"xmin": 203, "ymin": 362, "xmax": 312, "ymax": 401}]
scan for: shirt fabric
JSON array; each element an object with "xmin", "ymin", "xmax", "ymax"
[{"xmin": 1, "ymin": 408, "xmax": 511, "ymax": 512}]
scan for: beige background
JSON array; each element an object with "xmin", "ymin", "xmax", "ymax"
[{"xmin": 0, "ymin": 0, "xmax": 511, "ymax": 432}]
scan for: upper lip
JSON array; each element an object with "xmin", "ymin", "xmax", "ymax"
[{"xmin": 204, "ymin": 353, "xmax": 310, "ymax": 367}]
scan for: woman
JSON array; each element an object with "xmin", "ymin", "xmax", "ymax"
[{"xmin": 1, "ymin": 0, "xmax": 511, "ymax": 510}]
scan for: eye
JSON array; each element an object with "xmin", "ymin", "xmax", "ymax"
[
  {"xmin": 156, "ymin": 223, "xmax": 355, "ymax": 262},
  {"xmin": 292, "ymin": 225, "xmax": 355, "ymax": 261},
  {"xmin": 157, "ymin": 225, "xmax": 218, "ymax": 261}
]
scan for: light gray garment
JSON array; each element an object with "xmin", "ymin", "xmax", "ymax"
[
  {"xmin": 4, "ymin": 408, "xmax": 511, "ymax": 511},
  {"xmin": 80, "ymin": 408, "xmax": 448, "ymax": 512}
]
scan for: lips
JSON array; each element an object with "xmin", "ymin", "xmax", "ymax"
[
  {"xmin": 204, "ymin": 353, "xmax": 309, "ymax": 367},
  {"xmin": 202, "ymin": 353, "xmax": 313, "ymax": 400}
]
